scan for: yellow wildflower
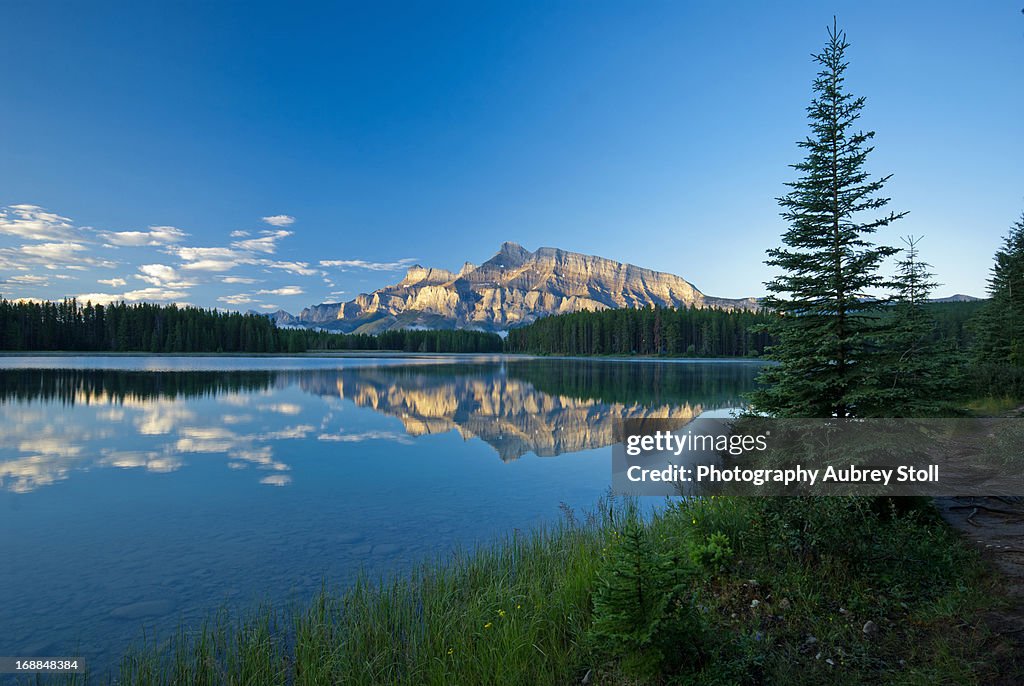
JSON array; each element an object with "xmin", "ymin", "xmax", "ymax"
[{"xmin": 484, "ymin": 622, "xmax": 492, "ymax": 629}]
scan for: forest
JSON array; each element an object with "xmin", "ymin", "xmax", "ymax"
[
  {"xmin": 0, "ymin": 298, "xmax": 502, "ymax": 354},
  {"xmin": 503, "ymin": 300, "xmax": 983, "ymax": 358},
  {"xmin": 0, "ymin": 295, "xmax": 985, "ymax": 360}
]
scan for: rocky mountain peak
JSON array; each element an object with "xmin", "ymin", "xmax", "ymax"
[{"xmin": 283, "ymin": 243, "xmax": 759, "ymax": 334}]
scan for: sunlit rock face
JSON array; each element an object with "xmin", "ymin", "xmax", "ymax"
[{"xmin": 284, "ymin": 243, "xmax": 759, "ymax": 333}]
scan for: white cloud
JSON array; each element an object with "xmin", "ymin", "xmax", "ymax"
[
  {"xmin": 77, "ymin": 287, "xmax": 188, "ymax": 305},
  {"xmin": 98, "ymin": 278, "xmax": 127, "ymax": 287},
  {"xmin": 320, "ymin": 257, "xmax": 418, "ymax": 271},
  {"xmin": 1, "ymin": 242, "xmax": 116, "ymax": 270},
  {"xmin": 123, "ymin": 287, "xmax": 188, "ymax": 301},
  {"xmin": 21, "ymin": 242, "xmax": 87, "ymax": 261},
  {"xmin": 261, "ymin": 215, "xmax": 295, "ymax": 227},
  {"xmin": 173, "ymin": 246, "xmax": 253, "ymax": 272},
  {"xmin": 222, "ymin": 276, "xmax": 258, "ymax": 284},
  {"xmin": 258, "ymin": 303, "xmax": 278, "ymax": 310},
  {"xmin": 261, "ymin": 260, "xmax": 319, "ymax": 276},
  {"xmin": 218, "ymin": 294, "xmax": 257, "ymax": 305},
  {"xmin": 99, "ymin": 226, "xmax": 188, "ymax": 247},
  {"xmin": 232, "ymin": 229, "xmax": 292, "ymax": 254},
  {"xmin": 181, "ymin": 259, "xmax": 240, "ymax": 271},
  {"xmin": 0, "ymin": 205, "xmax": 78, "ymax": 241},
  {"xmin": 7, "ymin": 274, "xmax": 48, "ymax": 284},
  {"xmin": 175, "ymin": 246, "xmax": 243, "ymax": 261},
  {"xmin": 76, "ymin": 292, "xmax": 121, "ymax": 305},
  {"xmin": 137, "ymin": 263, "xmax": 193, "ymax": 288},
  {"xmin": 230, "ymin": 230, "xmax": 250, "ymax": 238},
  {"xmin": 257, "ymin": 286, "xmax": 303, "ymax": 296}
]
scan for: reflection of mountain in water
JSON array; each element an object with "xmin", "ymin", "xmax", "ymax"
[
  {"xmin": 0, "ymin": 361, "xmax": 762, "ymax": 470},
  {"xmin": 298, "ymin": 361, "xmax": 760, "ymax": 461}
]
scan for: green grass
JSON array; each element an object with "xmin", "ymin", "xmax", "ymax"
[
  {"xmin": 39, "ymin": 496, "xmax": 1018, "ymax": 685},
  {"xmin": 964, "ymin": 395, "xmax": 1022, "ymax": 416}
]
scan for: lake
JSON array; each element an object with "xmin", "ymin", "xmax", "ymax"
[{"xmin": 0, "ymin": 355, "xmax": 762, "ymax": 676}]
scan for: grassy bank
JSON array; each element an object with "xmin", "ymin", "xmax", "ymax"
[{"xmin": 49, "ymin": 497, "xmax": 1017, "ymax": 685}]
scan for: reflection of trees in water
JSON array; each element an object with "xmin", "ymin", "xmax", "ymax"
[
  {"xmin": 505, "ymin": 359, "xmax": 760, "ymax": 408},
  {"xmin": 0, "ymin": 369, "xmax": 276, "ymax": 405}
]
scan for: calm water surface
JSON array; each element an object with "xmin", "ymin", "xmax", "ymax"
[{"xmin": 0, "ymin": 355, "xmax": 761, "ymax": 675}]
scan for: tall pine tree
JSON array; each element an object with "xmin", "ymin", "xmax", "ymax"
[
  {"xmin": 974, "ymin": 211, "xmax": 1024, "ymax": 367},
  {"xmin": 751, "ymin": 21, "xmax": 905, "ymax": 418}
]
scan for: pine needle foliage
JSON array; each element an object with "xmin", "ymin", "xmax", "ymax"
[
  {"xmin": 974, "ymin": 212, "xmax": 1024, "ymax": 367},
  {"xmin": 751, "ymin": 20, "xmax": 906, "ymax": 418}
]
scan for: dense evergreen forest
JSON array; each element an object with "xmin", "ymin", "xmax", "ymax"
[
  {"xmin": 0, "ymin": 296, "xmax": 985, "ymax": 358},
  {"xmin": 504, "ymin": 305, "xmax": 775, "ymax": 356},
  {"xmin": 0, "ymin": 298, "xmax": 502, "ymax": 354}
]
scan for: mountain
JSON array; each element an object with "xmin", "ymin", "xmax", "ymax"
[
  {"xmin": 280, "ymin": 242, "xmax": 760, "ymax": 333},
  {"xmin": 926, "ymin": 294, "xmax": 982, "ymax": 303}
]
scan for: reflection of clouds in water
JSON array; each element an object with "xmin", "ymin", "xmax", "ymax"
[
  {"xmin": 218, "ymin": 394, "xmax": 251, "ymax": 407},
  {"xmin": 0, "ymin": 454, "xmax": 74, "ymax": 493},
  {"xmin": 259, "ymin": 425, "xmax": 315, "ymax": 440},
  {"xmin": 227, "ymin": 447, "xmax": 290, "ymax": 472},
  {"xmin": 136, "ymin": 404, "xmax": 196, "ymax": 435},
  {"xmin": 222, "ymin": 414, "xmax": 253, "ymax": 425},
  {"xmin": 19, "ymin": 438, "xmax": 83, "ymax": 458},
  {"xmin": 259, "ymin": 474, "xmax": 292, "ymax": 487},
  {"xmin": 260, "ymin": 403, "xmax": 302, "ymax": 415},
  {"xmin": 99, "ymin": 450, "xmax": 183, "ymax": 474},
  {"xmin": 175, "ymin": 426, "xmax": 239, "ymax": 453},
  {"xmin": 317, "ymin": 431, "xmax": 413, "ymax": 444}
]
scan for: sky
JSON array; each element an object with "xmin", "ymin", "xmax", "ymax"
[{"xmin": 1, "ymin": 1, "xmax": 1022, "ymax": 313}]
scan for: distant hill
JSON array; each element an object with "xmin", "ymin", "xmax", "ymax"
[
  {"xmin": 926, "ymin": 294, "xmax": 983, "ymax": 303},
  {"xmin": 275, "ymin": 242, "xmax": 759, "ymax": 333}
]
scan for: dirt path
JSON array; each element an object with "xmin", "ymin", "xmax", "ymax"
[
  {"xmin": 936, "ymin": 496, "xmax": 1024, "ymax": 679},
  {"xmin": 934, "ymin": 406, "xmax": 1024, "ymax": 680}
]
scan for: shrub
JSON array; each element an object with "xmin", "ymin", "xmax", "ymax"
[{"xmin": 589, "ymin": 510, "xmax": 704, "ymax": 679}]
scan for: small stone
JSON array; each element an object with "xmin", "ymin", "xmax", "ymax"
[
  {"xmin": 805, "ymin": 635, "xmax": 818, "ymax": 645},
  {"xmin": 862, "ymin": 620, "xmax": 879, "ymax": 636},
  {"xmin": 815, "ymin": 651, "xmax": 822, "ymax": 660},
  {"xmin": 839, "ymin": 607, "xmax": 848, "ymax": 615},
  {"xmin": 750, "ymin": 599, "xmax": 760, "ymax": 608},
  {"xmin": 826, "ymin": 658, "xmax": 835, "ymax": 666}
]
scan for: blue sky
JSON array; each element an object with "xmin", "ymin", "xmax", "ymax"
[{"xmin": 1, "ymin": 1, "xmax": 1021, "ymax": 312}]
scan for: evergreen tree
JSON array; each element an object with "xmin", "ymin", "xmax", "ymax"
[
  {"xmin": 862, "ymin": 236, "xmax": 958, "ymax": 416},
  {"xmin": 974, "ymin": 211, "xmax": 1024, "ymax": 366},
  {"xmin": 751, "ymin": 21, "xmax": 905, "ymax": 418},
  {"xmin": 589, "ymin": 512, "xmax": 699, "ymax": 678}
]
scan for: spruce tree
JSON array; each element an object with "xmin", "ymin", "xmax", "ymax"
[
  {"xmin": 751, "ymin": 21, "xmax": 905, "ymax": 418},
  {"xmin": 974, "ymin": 212, "xmax": 1024, "ymax": 367},
  {"xmin": 860, "ymin": 236, "xmax": 957, "ymax": 416}
]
